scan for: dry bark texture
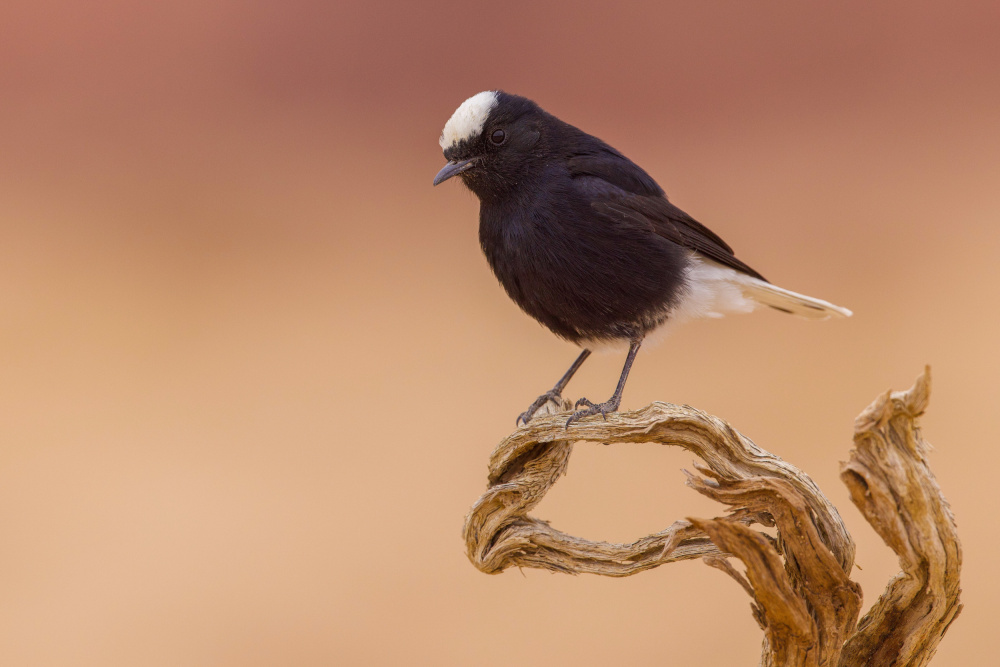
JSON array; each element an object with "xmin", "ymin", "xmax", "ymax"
[
  {"xmin": 838, "ymin": 368, "xmax": 963, "ymax": 666},
  {"xmin": 462, "ymin": 367, "xmax": 961, "ymax": 666}
]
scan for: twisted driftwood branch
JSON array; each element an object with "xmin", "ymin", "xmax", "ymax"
[
  {"xmin": 463, "ymin": 398, "xmax": 854, "ymax": 576},
  {"xmin": 462, "ymin": 367, "xmax": 961, "ymax": 665},
  {"xmin": 838, "ymin": 368, "xmax": 962, "ymax": 666}
]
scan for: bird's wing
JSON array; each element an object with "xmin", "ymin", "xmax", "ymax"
[
  {"xmin": 592, "ymin": 196, "xmax": 767, "ymax": 281},
  {"xmin": 567, "ymin": 150, "xmax": 767, "ymax": 281}
]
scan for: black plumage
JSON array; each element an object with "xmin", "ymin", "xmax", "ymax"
[{"xmin": 434, "ymin": 91, "xmax": 849, "ymax": 426}]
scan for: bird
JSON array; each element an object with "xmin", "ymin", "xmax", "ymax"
[{"xmin": 433, "ymin": 90, "xmax": 851, "ymax": 427}]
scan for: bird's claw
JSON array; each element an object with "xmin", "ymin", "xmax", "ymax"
[
  {"xmin": 565, "ymin": 396, "xmax": 621, "ymax": 427},
  {"xmin": 516, "ymin": 390, "xmax": 564, "ymax": 427}
]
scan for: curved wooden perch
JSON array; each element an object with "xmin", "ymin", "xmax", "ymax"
[{"xmin": 462, "ymin": 367, "xmax": 961, "ymax": 666}]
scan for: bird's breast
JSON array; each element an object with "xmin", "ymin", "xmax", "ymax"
[{"xmin": 478, "ymin": 194, "xmax": 690, "ymax": 344}]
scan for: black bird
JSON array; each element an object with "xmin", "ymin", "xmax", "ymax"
[{"xmin": 433, "ymin": 91, "xmax": 850, "ymax": 427}]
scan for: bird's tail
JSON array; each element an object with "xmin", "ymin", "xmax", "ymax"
[{"xmin": 737, "ymin": 275, "xmax": 852, "ymax": 320}]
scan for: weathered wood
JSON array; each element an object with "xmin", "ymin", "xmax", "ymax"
[
  {"xmin": 462, "ymin": 367, "xmax": 960, "ymax": 665},
  {"xmin": 837, "ymin": 368, "xmax": 962, "ymax": 666},
  {"xmin": 687, "ymin": 468, "xmax": 862, "ymax": 667},
  {"xmin": 463, "ymin": 397, "xmax": 854, "ymax": 577}
]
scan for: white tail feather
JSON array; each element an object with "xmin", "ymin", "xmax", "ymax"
[
  {"xmin": 677, "ymin": 256, "xmax": 852, "ymax": 323},
  {"xmin": 736, "ymin": 276, "xmax": 852, "ymax": 319}
]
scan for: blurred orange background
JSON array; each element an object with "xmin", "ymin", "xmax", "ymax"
[{"xmin": 2, "ymin": 1, "xmax": 997, "ymax": 664}]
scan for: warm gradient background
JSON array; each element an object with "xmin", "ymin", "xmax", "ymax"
[{"xmin": 2, "ymin": 1, "xmax": 997, "ymax": 665}]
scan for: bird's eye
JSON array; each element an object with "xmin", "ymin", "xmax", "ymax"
[{"xmin": 490, "ymin": 129, "xmax": 506, "ymax": 145}]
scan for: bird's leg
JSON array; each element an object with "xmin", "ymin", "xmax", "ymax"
[
  {"xmin": 566, "ymin": 339, "xmax": 642, "ymax": 427},
  {"xmin": 516, "ymin": 349, "xmax": 592, "ymax": 426}
]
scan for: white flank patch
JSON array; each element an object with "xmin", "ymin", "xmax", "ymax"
[
  {"xmin": 669, "ymin": 255, "xmax": 758, "ymax": 325},
  {"xmin": 439, "ymin": 91, "xmax": 499, "ymax": 150}
]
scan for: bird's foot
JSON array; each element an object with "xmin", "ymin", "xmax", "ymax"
[
  {"xmin": 516, "ymin": 390, "xmax": 566, "ymax": 426},
  {"xmin": 565, "ymin": 396, "xmax": 621, "ymax": 428}
]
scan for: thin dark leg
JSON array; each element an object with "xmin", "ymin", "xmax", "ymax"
[
  {"xmin": 551, "ymin": 348, "xmax": 592, "ymax": 394},
  {"xmin": 516, "ymin": 349, "xmax": 592, "ymax": 426},
  {"xmin": 566, "ymin": 338, "xmax": 642, "ymax": 427}
]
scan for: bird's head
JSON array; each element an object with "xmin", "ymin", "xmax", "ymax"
[{"xmin": 433, "ymin": 91, "xmax": 543, "ymax": 199}]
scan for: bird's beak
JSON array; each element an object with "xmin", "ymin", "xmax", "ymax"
[{"xmin": 433, "ymin": 158, "xmax": 477, "ymax": 186}]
